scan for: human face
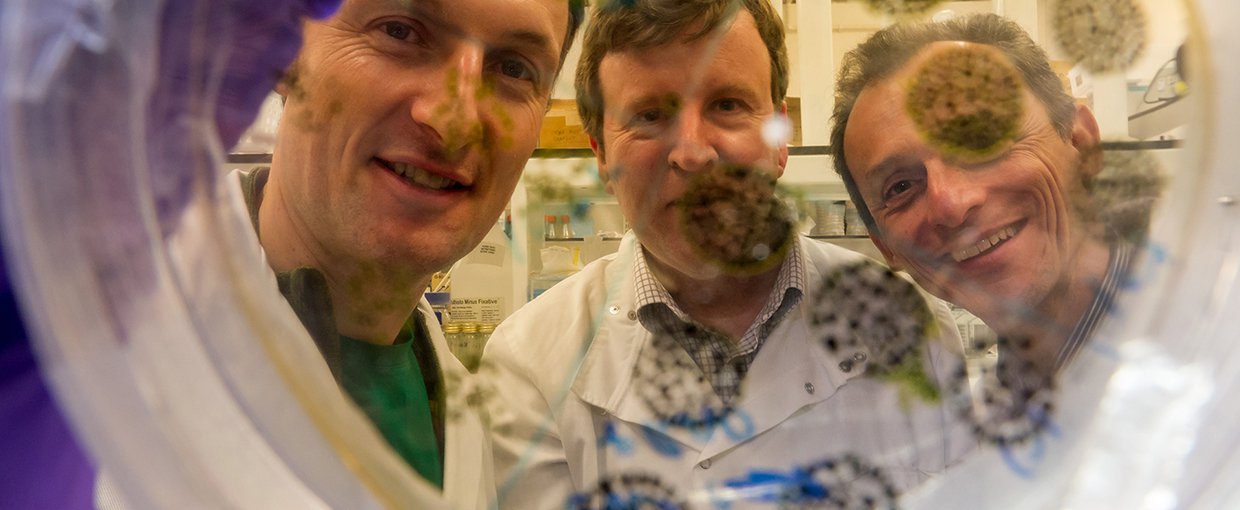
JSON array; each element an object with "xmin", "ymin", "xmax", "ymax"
[
  {"xmin": 593, "ymin": 11, "xmax": 788, "ymax": 281},
  {"xmin": 272, "ymin": 0, "xmax": 567, "ymax": 276},
  {"xmin": 843, "ymin": 42, "xmax": 1100, "ymax": 325}
]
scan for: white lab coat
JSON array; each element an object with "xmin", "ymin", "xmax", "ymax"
[
  {"xmin": 484, "ymin": 233, "xmax": 975, "ymax": 509},
  {"xmin": 94, "ymin": 301, "xmax": 495, "ymax": 510},
  {"xmin": 95, "ymin": 171, "xmax": 495, "ymax": 510},
  {"xmin": 229, "ymin": 168, "xmax": 497, "ymax": 509},
  {"xmin": 418, "ymin": 299, "xmax": 497, "ymax": 510}
]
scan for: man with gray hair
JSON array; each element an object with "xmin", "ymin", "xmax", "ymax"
[{"xmin": 831, "ymin": 13, "xmax": 1139, "ymax": 381}]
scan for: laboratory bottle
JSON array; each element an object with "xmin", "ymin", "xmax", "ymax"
[
  {"xmin": 443, "ymin": 323, "xmax": 463, "ymax": 361},
  {"xmin": 560, "ymin": 214, "xmax": 575, "ymax": 239},
  {"xmin": 544, "ymin": 215, "xmax": 558, "ymax": 240},
  {"xmin": 475, "ymin": 323, "xmax": 497, "ymax": 373},
  {"xmin": 450, "ymin": 218, "xmax": 513, "ymax": 328},
  {"xmin": 460, "ymin": 323, "xmax": 480, "ymax": 372}
]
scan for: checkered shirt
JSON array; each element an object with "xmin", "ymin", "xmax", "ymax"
[{"xmin": 633, "ymin": 239, "xmax": 805, "ymax": 403}]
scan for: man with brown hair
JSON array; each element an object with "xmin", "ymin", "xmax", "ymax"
[
  {"xmin": 484, "ymin": 1, "xmax": 973, "ymax": 508},
  {"xmin": 240, "ymin": 0, "xmax": 583, "ymax": 507}
]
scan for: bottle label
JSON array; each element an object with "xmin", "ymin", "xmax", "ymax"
[
  {"xmin": 449, "ymin": 297, "xmax": 505, "ymax": 324},
  {"xmin": 465, "ymin": 240, "xmax": 507, "ymax": 267}
]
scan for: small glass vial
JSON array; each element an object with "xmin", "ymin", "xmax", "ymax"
[
  {"xmin": 560, "ymin": 214, "xmax": 575, "ymax": 239},
  {"xmin": 460, "ymin": 322, "xmax": 481, "ymax": 372},
  {"xmin": 477, "ymin": 323, "xmax": 495, "ymax": 347},
  {"xmin": 443, "ymin": 322, "xmax": 463, "ymax": 361},
  {"xmin": 474, "ymin": 323, "xmax": 496, "ymax": 373},
  {"xmin": 545, "ymin": 215, "xmax": 558, "ymax": 240}
]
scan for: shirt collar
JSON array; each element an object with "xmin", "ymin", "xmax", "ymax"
[
  {"xmin": 1055, "ymin": 241, "xmax": 1135, "ymax": 371},
  {"xmin": 633, "ymin": 237, "xmax": 806, "ymax": 353}
]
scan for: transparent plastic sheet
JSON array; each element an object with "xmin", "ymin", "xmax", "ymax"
[
  {"xmin": 903, "ymin": 2, "xmax": 1240, "ymax": 508},
  {"xmin": 3, "ymin": 0, "xmax": 1240, "ymax": 509},
  {"xmin": 485, "ymin": 2, "xmax": 1240, "ymax": 509},
  {"xmin": 1, "ymin": 0, "xmax": 447, "ymax": 508}
]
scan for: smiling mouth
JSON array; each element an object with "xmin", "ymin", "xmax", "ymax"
[
  {"xmin": 951, "ymin": 225, "xmax": 1018, "ymax": 263},
  {"xmin": 376, "ymin": 158, "xmax": 464, "ymax": 191}
]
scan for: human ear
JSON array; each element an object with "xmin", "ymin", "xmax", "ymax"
[
  {"xmin": 589, "ymin": 136, "xmax": 615, "ymax": 195},
  {"xmin": 1071, "ymin": 104, "xmax": 1104, "ymax": 177},
  {"xmin": 274, "ymin": 60, "xmax": 300, "ymax": 104}
]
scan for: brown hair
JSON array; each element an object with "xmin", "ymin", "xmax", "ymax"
[{"xmin": 574, "ymin": 0, "xmax": 789, "ymax": 147}]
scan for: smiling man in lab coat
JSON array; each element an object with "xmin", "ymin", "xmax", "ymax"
[
  {"xmin": 483, "ymin": 1, "xmax": 975, "ymax": 508},
  {"xmin": 236, "ymin": 0, "xmax": 583, "ymax": 507}
]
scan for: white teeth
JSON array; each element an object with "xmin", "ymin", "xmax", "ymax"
[
  {"xmin": 952, "ymin": 226, "xmax": 1016, "ymax": 262},
  {"xmin": 390, "ymin": 162, "xmax": 456, "ymax": 190}
]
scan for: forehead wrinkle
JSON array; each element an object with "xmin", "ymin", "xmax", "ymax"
[
  {"xmin": 597, "ymin": 54, "xmax": 670, "ymax": 109},
  {"xmin": 396, "ymin": 0, "xmax": 446, "ymax": 18},
  {"xmin": 843, "ymin": 82, "xmax": 907, "ymax": 171}
]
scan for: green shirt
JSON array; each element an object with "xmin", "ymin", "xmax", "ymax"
[
  {"xmin": 341, "ymin": 324, "xmax": 443, "ymax": 488},
  {"xmin": 239, "ymin": 167, "xmax": 445, "ymax": 487}
]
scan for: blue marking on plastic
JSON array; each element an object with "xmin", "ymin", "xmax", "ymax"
[
  {"xmin": 1000, "ymin": 408, "xmax": 1056, "ymax": 478},
  {"xmin": 599, "ymin": 421, "xmax": 634, "ymax": 456},
  {"xmin": 639, "ymin": 427, "xmax": 684, "ymax": 458},
  {"xmin": 792, "ymin": 466, "xmax": 829, "ymax": 500},
  {"xmin": 722, "ymin": 408, "xmax": 756, "ymax": 441},
  {"xmin": 1121, "ymin": 241, "xmax": 1166, "ymax": 291},
  {"xmin": 724, "ymin": 467, "xmax": 825, "ymax": 504},
  {"xmin": 606, "ymin": 494, "xmax": 679, "ymax": 510},
  {"xmin": 1000, "ymin": 438, "xmax": 1044, "ymax": 479},
  {"xmin": 648, "ymin": 407, "xmax": 756, "ymax": 446},
  {"xmin": 724, "ymin": 470, "xmax": 790, "ymax": 503},
  {"xmin": 565, "ymin": 493, "xmax": 588, "ymax": 509},
  {"xmin": 1044, "ymin": 414, "xmax": 1063, "ymax": 439}
]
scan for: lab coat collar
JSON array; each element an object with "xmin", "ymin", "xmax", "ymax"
[
  {"xmin": 569, "ymin": 234, "xmax": 701, "ymax": 445},
  {"xmin": 702, "ymin": 238, "xmax": 865, "ymax": 459},
  {"xmin": 570, "ymin": 234, "xmax": 868, "ymax": 459},
  {"xmin": 420, "ymin": 298, "xmax": 493, "ymax": 510}
]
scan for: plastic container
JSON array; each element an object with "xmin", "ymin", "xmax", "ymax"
[{"xmin": 449, "ymin": 219, "xmax": 513, "ymax": 326}]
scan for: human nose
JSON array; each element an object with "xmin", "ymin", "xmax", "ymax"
[
  {"xmin": 923, "ymin": 159, "xmax": 985, "ymax": 231},
  {"xmin": 666, "ymin": 109, "xmax": 718, "ymax": 173},
  {"xmin": 412, "ymin": 44, "xmax": 484, "ymax": 159}
]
